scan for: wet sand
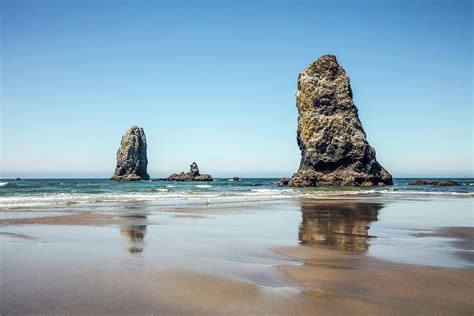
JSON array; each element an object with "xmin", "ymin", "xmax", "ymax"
[
  {"xmin": 277, "ymin": 245, "xmax": 473, "ymax": 315},
  {"xmin": 1, "ymin": 198, "xmax": 473, "ymax": 315}
]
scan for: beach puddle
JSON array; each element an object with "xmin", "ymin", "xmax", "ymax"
[{"xmin": 367, "ymin": 199, "xmax": 474, "ymax": 268}]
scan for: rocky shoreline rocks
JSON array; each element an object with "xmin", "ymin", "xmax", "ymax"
[
  {"xmin": 111, "ymin": 126, "xmax": 150, "ymax": 181},
  {"xmin": 278, "ymin": 177, "xmax": 290, "ymax": 187},
  {"xmin": 409, "ymin": 179, "xmax": 460, "ymax": 186},
  {"xmin": 167, "ymin": 162, "xmax": 213, "ymax": 181},
  {"xmin": 110, "ymin": 56, "xmax": 395, "ymax": 185},
  {"xmin": 286, "ymin": 55, "xmax": 392, "ymax": 187},
  {"xmin": 110, "ymin": 127, "xmax": 213, "ymax": 182}
]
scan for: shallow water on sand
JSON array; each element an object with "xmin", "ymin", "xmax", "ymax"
[
  {"xmin": 0, "ymin": 197, "xmax": 473, "ymax": 313},
  {"xmin": 299, "ymin": 199, "xmax": 473, "ymax": 268},
  {"xmin": 368, "ymin": 199, "xmax": 473, "ymax": 267}
]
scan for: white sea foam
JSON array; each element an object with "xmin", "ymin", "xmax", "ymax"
[
  {"xmin": 251, "ymin": 189, "xmax": 285, "ymax": 194},
  {"xmin": 0, "ymin": 182, "xmax": 9, "ymax": 187},
  {"xmin": 195, "ymin": 185, "xmax": 212, "ymax": 188},
  {"xmin": 0, "ymin": 187, "xmax": 472, "ymax": 209}
]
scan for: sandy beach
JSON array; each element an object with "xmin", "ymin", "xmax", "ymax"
[
  {"xmin": 1, "ymin": 198, "xmax": 473, "ymax": 315},
  {"xmin": 277, "ymin": 244, "xmax": 474, "ymax": 315},
  {"xmin": 2, "ymin": 0, "xmax": 472, "ymax": 313}
]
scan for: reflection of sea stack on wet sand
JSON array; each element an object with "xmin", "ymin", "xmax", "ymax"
[
  {"xmin": 298, "ymin": 201, "xmax": 382, "ymax": 252},
  {"xmin": 121, "ymin": 225, "xmax": 147, "ymax": 254}
]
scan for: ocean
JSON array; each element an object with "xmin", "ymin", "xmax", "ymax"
[
  {"xmin": 1, "ymin": 177, "xmax": 473, "ymax": 313},
  {"xmin": 0, "ymin": 178, "xmax": 472, "ymax": 210}
]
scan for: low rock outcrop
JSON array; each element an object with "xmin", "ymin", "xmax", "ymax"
[
  {"xmin": 278, "ymin": 177, "xmax": 290, "ymax": 187},
  {"xmin": 431, "ymin": 180, "xmax": 460, "ymax": 186},
  {"xmin": 288, "ymin": 55, "xmax": 392, "ymax": 187},
  {"xmin": 409, "ymin": 179, "xmax": 460, "ymax": 186},
  {"xmin": 111, "ymin": 126, "xmax": 150, "ymax": 181},
  {"xmin": 168, "ymin": 162, "xmax": 213, "ymax": 181},
  {"xmin": 409, "ymin": 179, "xmax": 429, "ymax": 185}
]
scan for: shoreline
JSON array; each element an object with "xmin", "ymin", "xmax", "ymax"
[{"xmin": 1, "ymin": 177, "xmax": 473, "ymax": 211}]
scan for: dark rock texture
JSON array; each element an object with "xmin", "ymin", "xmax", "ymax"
[
  {"xmin": 431, "ymin": 180, "xmax": 460, "ymax": 186},
  {"xmin": 288, "ymin": 55, "xmax": 392, "ymax": 187},
  {"xmin": 168, "ymin": 162, "xmax": 213, "ymax": 181},
  {"xmin": 111, "ymin": 126, "xmax": 150, "ymax": 181},
  {"xmin": 409, "ymin": 179, "xmax": 429, "ymax": 185},
  {"xmin": 278, "ymin": 177, "xmax": 290, "ymax": 187},
  {"xmin": 409, "ymin": 179, "xmax": 460, "ymax": 186}
]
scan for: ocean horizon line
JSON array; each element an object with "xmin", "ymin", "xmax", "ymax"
[{"xmin": 1, "ymin": 176, "xmax": 474, "ymax": 180}]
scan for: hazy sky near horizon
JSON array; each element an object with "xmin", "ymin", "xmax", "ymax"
[{"xmin": 1, "ymin": 0, "xmax": 473, "ymax": 178}]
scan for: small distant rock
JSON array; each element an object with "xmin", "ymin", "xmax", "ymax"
[
  {"xmin": 111, "ymin": 126, "xmax": 150, "ymax": 181},
  {"xmin": 409, "ymin": 179, "xmax": 460, "ymax": 186},
  {"xmin": 431, "ymin": 180, "xmax": 460, "ymax": 186},
  {"xmin": 232, "ymin": 177, "xmax": 240, "ymax": 181},
  {"xmin": 409, "ymin": 179, "xmax": 429, "ymax": 185},
  {"xmin": 194, "ymin": 174, "xmax": 213, "ymax": 181},
  {"xmin": 189, "ymin": 162, "xmax": 200, "ymax": 177},
  {"xmin": 278, "ymin": 177, "xmax": 290, "ymax": 187},
  {"xmin": 168, "ymin": 162, "xmax": 213, "ymax": 181}
]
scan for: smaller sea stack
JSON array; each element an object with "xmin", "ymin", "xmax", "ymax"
[
  {"xmin": 111, "ymin": 126, "xmax": 150, "ymax": 181},
  {"xmin": 168, "ymin": 162, "xmax": 213, "ymax": 181}
]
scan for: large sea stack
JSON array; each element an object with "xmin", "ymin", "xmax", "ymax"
[
  {"xmin": 168, "ymin": 162, "xmax": 213, "ymax": 181},
  {"xmin": 289, "ymin": 55, "xmax": 392, "ymax": 187},
  {"xmin": 111, "ymin": 126, "xmax": 150, "ymax": 181}
]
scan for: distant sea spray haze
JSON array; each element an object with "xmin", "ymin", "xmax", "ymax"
[{"xmin": 0, "ymin": 179, "xmax": 473, "ymax": 210}]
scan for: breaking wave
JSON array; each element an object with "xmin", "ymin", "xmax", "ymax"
[{"xmin": 0, "ymin": 178, "xmax": 472, "ymax": 209}]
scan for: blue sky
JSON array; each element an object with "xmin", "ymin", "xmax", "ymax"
[{"xmin": 1, "ymin": 0, "xmax": 472, "ymax": 178}]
